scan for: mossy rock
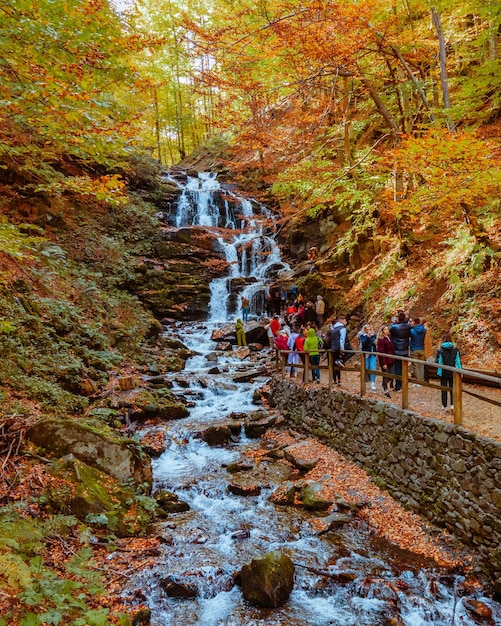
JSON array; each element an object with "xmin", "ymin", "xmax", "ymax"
[
  {"xmin": 240, "ymin": 551, "xmax": 295, "ymax": 607},
  {"xmin": 129, "ymin": 389, "xmax": 189, "ymax": 421},
  {"xmin": 47, "ymin": 456, "xmax": 154, "ymax": 537},
  {"xmin": 26, "ymin": 417, "xmax": 152, "ymax": 487}
]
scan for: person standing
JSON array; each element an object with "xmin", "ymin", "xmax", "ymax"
[
  {"xmin": 273, "ymin": 290, "xmax": 281, "ymax": 315},
  {"xmin": 287, "ymin": 325, "xmax": 300, "ymax": 377},
  {"xmin": 359, "ymin": 324, "xmax": 377, "ymax": 390},
  {"xmin": 241, "ymin": 295, "xmax": 250, "ymax": 322},
  {"xmin": 304, "ymin": 327, "xmax": 322, "ymax": 383},
  {"xmin": 279, "ymin": 288, "xmax": 287, "ymax": 313},
  {"xmin": 436, "ymin": 332, "xmax": 462, "ymax": 410},
  {"xmin": 265, "ymin": 314, "xmax": 280, "ymax": 349},
  {"xmin": 303, "ymin": 301, "xmax": 317, "ymax": 325},
  {"xmin": 390, "ymin": 311, "xmax": 411, "ymax": 392},
  {"xmin": 410, "ymin": 317, "xmax": 426, "ymax": 383},
  {"xmin": 329, "ymin": 315, "xmax": 347, "ymax": 385},
  {"xmin": 377, "ymin": 325, "xmax": 395, "ymax": 398},
  {"xmin": 315, "ymin": 295, "xmax": 325, "ymax": 328},
  {"xmin": 235, "ymin": 318, "xmax": 247, "ymax": 347}
]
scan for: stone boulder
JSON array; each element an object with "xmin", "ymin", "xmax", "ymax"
[
  {"xmin": 125, "ymin": 389, "xmax": 189, "ymax": 422},
  {"xmin": 27, "ymin": 417, "xmax": 152, "ymax": 487},
  {"xmin": 47, "ymin": 456, "xmax": 153, "ymax": 537},
  {"xmin": 269, "ymin": 482, "xmax": 296, "ymax": 505},
  {"xmin": 301, "ymin": 482, "xmax": 334, "ymax": 511},
  {"xmin": 153, "ymin": 489, "xmax": 190, "ymax": 514},
  {"xmin": 244, "ymin": 412, "xmax": 279, "ymax": 438},
  {"xmin": 240, "ymin": 551, "xmax": 295, "ymax": 607},
  {"xmin": 196, "ymin": 424, "xmax": 233, "ymax": 447},
  {"xmin": 159, "ymin": 575, "xmax": 198, "ymax": 598},
  {"xmin": 211, "ymin": 321, "xmax": 268, "ymax": 345}
]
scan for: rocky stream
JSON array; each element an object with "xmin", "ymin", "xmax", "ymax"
[{"xmin": 124, "ymin": 173, "xmax": 500, "ymax": 625}]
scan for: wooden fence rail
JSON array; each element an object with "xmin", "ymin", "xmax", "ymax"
[{"xmin": 275, "ymin": 348, "xmax": 501, "ymax": 426}]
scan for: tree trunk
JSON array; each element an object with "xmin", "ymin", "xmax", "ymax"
[
  {"xmin": 431, "ymin": 6, "xmax": 454, "ymax": 131},
  {"xmin": 356, "ymin": 64, "xmax": 401, "ymax": 145}
]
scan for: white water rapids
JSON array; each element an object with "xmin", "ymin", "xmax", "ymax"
[{"xmin": 127, "ymin": 173, "xmax": 500, "ymax": 625}]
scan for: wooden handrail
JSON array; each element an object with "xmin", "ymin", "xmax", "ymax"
[{"xmin": 275, "ymin": 347, "xmax": 501, "ymax": 426}]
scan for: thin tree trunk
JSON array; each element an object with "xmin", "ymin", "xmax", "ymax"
[
  {"xmin": 431, "ymin": 6, "xmax": 454, "ymax": 131},
  {"xmin": 153, "ymin": 88, "xmax": 162, "ymax": 164},
  {"xmin": 356, "ymin": 64, "xmax": 401, "ymax": 145},
  {"xmin": 342, "ymin": 76, "xmax": 354, "ymax": 166}
]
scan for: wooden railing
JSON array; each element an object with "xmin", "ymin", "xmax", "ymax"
[{"xmin": 275, "ymin": 348, "xmax": 501, "ymax": 426}]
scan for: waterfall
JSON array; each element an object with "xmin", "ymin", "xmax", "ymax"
[
  {"xmin": 127, "ymin": 171, "xmax": 501, "ymax": 626},
  {"xmin": 169, "ymin": 172, "xmax": 290, "ymax": 322}
]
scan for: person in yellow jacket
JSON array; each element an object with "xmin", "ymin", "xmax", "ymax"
[
  {"xmin": 235, "ymin": 318, "xmax": 247, "ymax": 347},
  {"xmin": 303, "ymin": 327, "xmax": 322, "ymax": 382}
]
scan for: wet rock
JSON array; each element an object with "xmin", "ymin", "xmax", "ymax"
[
  {"xmin": 234, "ymin": 347, "xmax": 251, "ymax": 359},
  {"xmin": 248, "ymin": 342, "xmax": 265, "ymax": 351},
  {"xmin": 159, "ymin": 575, "xmax": 199, "ymax": 598},
  {"xmin": 196, "ymin": 424, "xmax": 233, "ymax": 446},
  {"xmin": 226, "ymin": 461, "xmax": 255, "ymax": 473},
  {"xmin": 228, "ymin": 482, "xmax": 262, "ymax": 497},
  {"xmin": 244, "ymin": 413, "xmax": 278, "ymax": 438},
  {"xmin": 320, "ymin": 511, "xmax": 352, "ymax": 531},
  {"xmin": 269, "ymin": 482, "xmax": 296, "ymax": 505},
  {"xmin": 205, "ymin": 352, "xmax": 219, "ymax": 362},
  {"xmin": 173, "ymin": 377, "xmax": 190, "ymax": 388},
  {"xmin": 216, "ymin": 341, "xmax": 232, "ymax": 351},
  {"xmin": 301, "ymin": 482, "xmax": 334, "ymax": 511},
  {"xmin": 126, "ymin": 389, "xmax": 189, "ymax": 422},
  {"xmin": 463, "ymin": 598, "xmax": 493, "ymax": 621},
  {"xmin": 131, "ymin": 607, "xmax": 152, "ymax": 625},
  {"xmin": 283, "ymin": 443, "xmax": 320, "ymax": 471},
  {"xmin": 229, "ymin": 411, "xmax": 248, "ymax": 421},
  {"xmin": 212, "ymin": 321, "xmax": 268, "ymax": 345},
  {"xmin": 207, "ymin": 366, "xmax": 221, "ymax": 374},
  {"xmin": 231, "ymin": 529, "xmax": 251, "ymax": 541},
  {"xmin": 154, "ymin": 489, "xmax": 190, "ymax": 513},
  {"xmin": 240, "ymin": 551, "xmax": 295, "ymax": 607},
  {"xmin": 144, "ymin": 375, "xmax": 172, "ymax": 389},
  {"xmin": 232, "ymin": 369, "xmax": 268, "ymax": 383}
]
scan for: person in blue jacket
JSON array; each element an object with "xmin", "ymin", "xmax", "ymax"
[{"xmin": 410, "ymin": 317, "xmax": 427, "ymax": 382}]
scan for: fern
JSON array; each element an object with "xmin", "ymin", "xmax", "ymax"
[{"xmin": 0, "ymin": 553, "xmax": 33, "ymax": 589}]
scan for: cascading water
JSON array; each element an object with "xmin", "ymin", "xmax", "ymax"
[
  {"xmin": 167, "ymin": 172, "xmax": 289, "ymax": 322},
  {"xmin": 129, "ymin": 173, "xmax": 500, "ymax": 625}
]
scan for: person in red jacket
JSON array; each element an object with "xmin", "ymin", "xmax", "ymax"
[
  {"xmin": 270, "ymin": 315, "xmax": 281, "ymax": 337},
  {"xmin": 274, "ymin": 330, "xmax": 289, "ymax": 353},
  {"xmin": 377, "ymin": 324, "xmax": 395, "ymax": 398}
]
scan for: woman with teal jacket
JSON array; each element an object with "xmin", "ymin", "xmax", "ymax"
[
  {"xmin": 436, "ymin": 332, "xmax": 462, "ymax": 410},
  {"xmin": 304, "ymin": 327, "xmax": 322, "ymax": 382}
]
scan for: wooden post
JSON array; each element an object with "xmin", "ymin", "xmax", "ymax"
[
  {"xmin": 401, "ymin": 360, "xmax": 409, "ymax": 409},
  {"xmin": 360, "ymin": 356, "xmax": 366, "ymax": 396},
  {"xmin": 453, "ymin": 371, "xmax": 463, "ymax": 425},
  {"xmin": 275, "ymin": 348, "xmax": 280, "ymax": 373},
  {"xmin": 304, "ymin": 353, "xmax": 310, "ymax": 383},
  {"xmin": 281, "ymin": 351, "xmax": 286, "ymax": 380},
  {"xmin": 328, "ymin": 351, "xmax": 333, "ymax": 393}
]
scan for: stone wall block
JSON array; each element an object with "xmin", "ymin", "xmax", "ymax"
[{"xmin": 271, "ymin": 378, "xmax": 501, "ymax": 580}]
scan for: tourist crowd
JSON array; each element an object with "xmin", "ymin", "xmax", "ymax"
[{"xmin": 240, "ymin": 287, "xmax": 462, "ymax": 411}]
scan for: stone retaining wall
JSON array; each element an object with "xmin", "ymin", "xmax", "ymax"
[{"xmin": 270, "ymin": 378, "xmax": 501, "ymax": 585}]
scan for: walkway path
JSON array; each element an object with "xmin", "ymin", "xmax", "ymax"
[{"xmin": 312, "ymin": 368, "xmax": 501, "ymax": 443}]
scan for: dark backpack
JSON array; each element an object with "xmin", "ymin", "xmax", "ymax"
[{"xmin": 437, "ymin": 346, "xmax": 458, "ymax": 377}]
